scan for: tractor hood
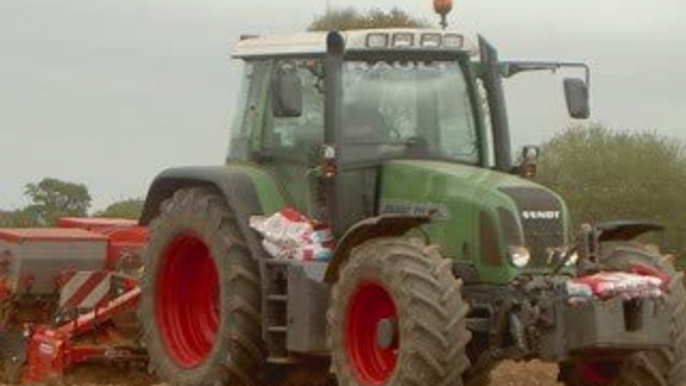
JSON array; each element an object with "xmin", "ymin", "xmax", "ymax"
[{"xmin": 378, "ymin": 160, "xmax": 569, "ymax": 284}]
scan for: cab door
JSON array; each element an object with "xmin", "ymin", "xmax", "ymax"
[{"xmin": 258, "ymin": 59, "xmax": 327, "ymax": 220}]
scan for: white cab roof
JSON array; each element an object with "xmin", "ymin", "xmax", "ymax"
[{"xmin": 233, "ymin": 29, "xmax": 478, "ymax": 59}]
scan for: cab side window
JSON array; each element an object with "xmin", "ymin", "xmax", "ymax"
[{"xmin": 263, "ymin": 60, "xmax": 325, "ymax": 163}]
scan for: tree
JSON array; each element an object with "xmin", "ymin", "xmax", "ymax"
[
  {"xmin": 308, "ymin": 7, "xmax": 430, "ymax": 31},
  {"xmin": 535, "ymin": 124, "xmax": 686, "ymax": 267},
  {"xmin": 24, "ymin": 178, "xmax": 91, "ymax": 226},
  {"xmin": 0, "ymin": 211, "xmax": 10, "ymax": 227},
  {"xmin": 95, "ymin": 198, "xmax": 144, "ymax": 220},
  {"xmin": 0, "ymin": 207, "xmax": 40, "ymax": 228}
]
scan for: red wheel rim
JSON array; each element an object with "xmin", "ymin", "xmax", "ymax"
[
  {"xmin": 580, "ymin": 361, "xmax": 620, "ymax": 385},
  {"xmin": 344, "ymin": 281, "xmax": 398, "ymax": 386},
  {"xmin": 155, "ymin": 233, "xmax": 220, "ymax": 368}
]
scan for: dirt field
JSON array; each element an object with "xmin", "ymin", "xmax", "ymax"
[
  {"xmin": 489, "ymin": 361, "xmax": 561, "ymax": 386},
  {"xmin": 52, "ymin": 361, "xmax": 562, "ymax": 386}
]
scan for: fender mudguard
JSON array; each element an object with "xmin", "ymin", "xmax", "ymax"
[
  {"xmin": 140, "ymin": 165, "xmax": 287, "ymax": 261},
  {"xmin": 323, "ymin": 214, "xmax": 430, "ymax": 283},
  {"xmin": 595, "ymin": 220, "xmax": 664, "ymax": 242}
]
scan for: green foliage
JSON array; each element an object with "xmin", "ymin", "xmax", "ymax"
[
  {"xmin": 308, "ymin": 7, "xmax": 429, "ymax": 31},
  {"xmin": 0, "ymin": 181, "xmax": 142, "ymax": 227},
  {"xmin": 23, "ymin": 178, "xmax": 91, "ymax": 226},
  {"xmin": 0, "ymin": 208, "xmax": 39, "ymax": 228},
  {"xmin": 535, "ymin": 124, "xmax": 686, "ymax": 266},
  {"xmin": 95, "ymin": 198, "xmax": 144, "ymax": 220}
]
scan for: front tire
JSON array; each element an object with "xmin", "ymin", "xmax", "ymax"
[
  {"xmin": 140, "ymin": 188, "xmax": 265, "ymax": 386},
  {"xmin": 328, "ymin": 238, "xmax": 471, "ymax": 386}
]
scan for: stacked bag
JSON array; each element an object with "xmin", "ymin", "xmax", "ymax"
[{"xmin": 250, "ymin": 208, "xmax": 334, "ymax": 262}]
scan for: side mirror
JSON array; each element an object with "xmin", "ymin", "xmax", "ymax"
[
  {"xmin": 564, "ymin": 78, "xmax": 590, "ymax": 119},
  {"xmin": 272, "ymin": 65, "xmax": 303, "ymax": 118}
]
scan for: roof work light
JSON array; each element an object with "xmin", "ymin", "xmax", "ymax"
[{"xmin": 433, "ymin": 0, "xmax": 453, "ymax": 29}]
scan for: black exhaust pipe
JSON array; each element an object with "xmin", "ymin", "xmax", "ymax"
[{"xmin": 479, "ymin": 36, "xmax": 513, "ymax": 172}]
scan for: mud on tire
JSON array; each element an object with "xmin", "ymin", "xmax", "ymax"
[
  {"xmin": 139, "ymin": 187, "xmax": 265, "ymax": 386},
  {"xmin": 328, "ymin": 238, "xmax": 471, "ymax": 386}
]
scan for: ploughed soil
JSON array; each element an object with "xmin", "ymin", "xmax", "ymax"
[
  {"xmin": 489, "ymin": 361, "xmax": 562, "ymax": 386},
  {"xmin": 40, "ymin": 361, "xmax": 562, "ymax": 386}
]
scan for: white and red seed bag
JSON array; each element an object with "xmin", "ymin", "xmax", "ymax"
[{"xmin": 250, "ymin": 208, "xmax": 333, "ymax": 262}]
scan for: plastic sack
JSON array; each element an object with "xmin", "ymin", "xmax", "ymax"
[
  {"xmin": 567, "ymin": 270, "xmax": 666, "ymax": 303},
  {"xmin": 250, "ymin": 208, "xmax": 333, "ymax": 262}
]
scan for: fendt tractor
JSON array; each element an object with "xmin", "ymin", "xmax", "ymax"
[{"xmin": 134, "ymin": 24, "xmax": 686, "ymax": 386}]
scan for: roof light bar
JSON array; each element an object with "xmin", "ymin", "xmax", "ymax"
[{"xmin": 363, "ymin": 32, "xmax": 465, "ymax": 50}]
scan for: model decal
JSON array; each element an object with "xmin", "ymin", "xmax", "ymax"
[{"xmin": 379, "ymin": 200, "xmax": 450, "ymax": 220}]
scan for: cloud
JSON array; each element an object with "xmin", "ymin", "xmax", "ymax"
[{"xmin": 0, "ymin": 0, "xmax": 683, "ymax": 208}]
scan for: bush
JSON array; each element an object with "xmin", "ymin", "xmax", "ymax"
[
  {"xmin": 308, "ymin": 7, "xmax": 429, "ymax": 31},
  {"xmin": 535, "ymin": 124, "xmax": 686, "ymax": 268},
  {"xmin": 94, "ymin": 198, "xmax": 144, "ymax": 220}
]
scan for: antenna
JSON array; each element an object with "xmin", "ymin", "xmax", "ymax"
[{"xmin": 433, "ymin": 0, "xmax": 453, "ymax": 30}]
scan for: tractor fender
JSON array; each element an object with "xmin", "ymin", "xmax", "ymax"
[
  {"xmin": 323, "ymin": 214, "xmax": 431, "ymax": 283},
  {"xmin": 140, "ymin": 165, "xmax": 286, "ymax": 261},
  {"xmin": 595, "ymin": 220, "xmax": 664, "ymax": 242}
]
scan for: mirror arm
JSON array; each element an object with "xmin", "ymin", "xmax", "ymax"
[{"xmin": 501, "ymin": 61, "xmax": 591, "ymax": 90}]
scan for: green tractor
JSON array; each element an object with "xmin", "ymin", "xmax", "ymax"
[{"xmin": 137, "ymin": 29, "xmax": 686, "ymax": 386}]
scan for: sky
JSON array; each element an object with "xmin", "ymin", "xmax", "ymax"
[{"xmin": 0, "ymin": 0, "xmax": 684, "ymax": 210}]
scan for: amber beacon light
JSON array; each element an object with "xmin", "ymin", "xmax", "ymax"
[{"xmin": 433, "ymin": 0, "xmax": 453, "ymax": 29}]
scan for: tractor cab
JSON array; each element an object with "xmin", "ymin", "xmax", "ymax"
[{"xmin": 230, "ymin": 30, "xmax": 487, "ymax": 230}]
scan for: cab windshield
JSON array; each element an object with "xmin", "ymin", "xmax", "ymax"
[{"xmin": 340, "ymin": 60, "xmax": 480, "ymax": 165}]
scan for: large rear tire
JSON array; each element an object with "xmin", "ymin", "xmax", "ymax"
[
  {"xmin": 328, "ymin": 238, "xmax": 471, "ymax": 386},
  {"xmin": 559, "ymin": 242, "xmax": 686, "ymax": 386},
  {"xmin": 140, "ymin": 188, "xmax": 265, "ymax": 386}
]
